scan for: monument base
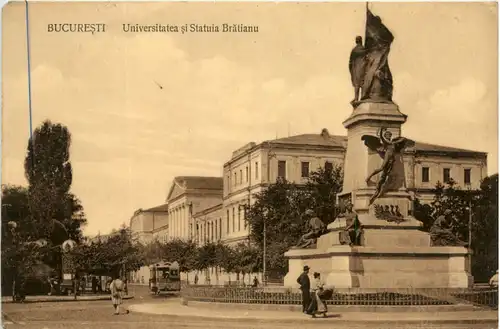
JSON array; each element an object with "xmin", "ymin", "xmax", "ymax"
[{"xmin": 284, "ymin": 245, "xmax": 472, "ymax": 289}]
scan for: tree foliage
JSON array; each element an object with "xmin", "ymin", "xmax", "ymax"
[
  {"xmin": 71, "ymin": 227, "xmax": 144, "ymax": 276},
  {"xmin": 245, "ymin": 165, "xmax": 344, "ymax": 277},
  {"xmin": 24, "ymin": 120, "xmax": 76, "ymax": 239},
  {"xmin": 1, "ymin": 120, "xmax": 87, "ymax": 284},
  {"xmin": 414, "ymin": 175, "xmax": 498, "ymax": 282},
  {"xmin": 304, "ymin": 166, "xmax": 343, "ymax": 225},
  {"xmin": 161, "ymin": 239, "xmax": 197, "ymax": 273}
]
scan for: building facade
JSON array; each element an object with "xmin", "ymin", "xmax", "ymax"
[
  {"xmin": 129, "ymin": 129, "xmax": 487, "ymax": 284},
  {"xmin": 220, "ymin": 129, "xmax": 487, "ymax": 245},
  {"xmin": 129, "ymin": 205, "xmax": 169, "ymax": 244}
]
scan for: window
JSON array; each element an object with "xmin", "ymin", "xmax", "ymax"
[
  {"xmin": 226, "ymin": 175, "xmax": 230, "ymax": 190},
  {"xmin": 234, "ymin": 173, "xmax": 237, "ymax": 186},
  {"xmin": 255, "ymin": 162, "xmax": 259, "ymax": 179},
  {"xmin": 232, "ymin": 207, "xmax": 235, "ymax": 232},
  {"xmin": 219, "ymin": 218, "xmax": 222, "ymax": 239},
  {"xmin": 443, "ymin": 168, "xmax": 451, "ymax": 183},
  {"xmin": 238, "ymin": 208, "xmax": 241, "ymax": 231},
  {"xmin": 325, "ymin": 161, "xmax": 333, "ymax": 172},
  {"xmin": 239, "ymin": 170, "xmax": 242, "ymax": 184},
  {"xmin": 464, "ymin": 169, "xmax": 471, "ymax": 185},
  {"xmin": 301, "ymin": 162, "xmax": 310, "ymax": 178},
  {"xmin": 245, "ymin": 167, "xmax": 249, "ymax": 182},
  {"xmin": 226, "ymin": 210, "xmax": 230, "ymax": 234},
  {"xmin": 278, "ymin": 160, "xmax": 286, "ymax": 179},
  {"xmin": 422, "ymin": 167, "xmax": 430, "ymax": 183}
]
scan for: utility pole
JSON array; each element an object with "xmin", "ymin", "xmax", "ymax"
[
  {"xmin": 468, "ymin": 199, "xmax": 473, "ymax": 274},
  {"xmin": 263, "ymin": 215, "xmax": 267, "ymax": 286}
]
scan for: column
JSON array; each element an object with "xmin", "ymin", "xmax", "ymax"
[{"xmin": 175, "ymin": 208, "xmax": 178, "ymax": 238}]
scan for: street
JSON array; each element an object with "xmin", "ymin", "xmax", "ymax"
[{"xmin": 2, "ymin": 285, "xmax": 497, "ymax": 329}]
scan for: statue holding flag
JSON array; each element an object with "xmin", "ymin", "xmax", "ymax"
[{"xmin": 349, "ymin": 5, "xmax": 395, "ymax": 107}]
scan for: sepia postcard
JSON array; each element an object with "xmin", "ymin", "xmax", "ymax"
[{"xmin": 1, "ymin": 2, "xmax": 498, "ymax": 328}]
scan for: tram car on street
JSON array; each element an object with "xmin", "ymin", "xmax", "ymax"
[{"xmin": 149, "ymin": 261, "xmax": 181, "ymax": 294}]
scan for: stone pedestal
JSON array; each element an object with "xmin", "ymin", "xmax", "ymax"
[{"xmin": 284, "ymin": 102, "xmax": 473, "ymax": 289}]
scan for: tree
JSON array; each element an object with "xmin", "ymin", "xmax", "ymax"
[
  {"xmin": 141, "ymin": 240, "xmax": 165, "ymax": 265},
  {"xmin": 233, "ymin": 242, "xmax": 261, "ymax": 284},
  {"xmin": 470, "ymin": 174, "xmax": 498, "ymax": 282},
  {"xmin": 162, "ymin": 239, "xmax": 197, "ymax": 281},
  {"xmin": 23, "ymin": 120, "xmax": 86, "ymax": 277},
  {"xmin": 194, "ymin": 242, "xmax": 218, "ymax": 284},
  {"xmin": 25, "ymin": 120, "xmax": 73, "ymax": 239},
  {"xmin": 71, "ymin": 227, "xmax": 144, "ymax": 276},
  {"xmin": 303, "ymin": 165, "xmax": 343, "ymax": 225},
  {"xmin": 413, "ymin": 175, "xmax": 499, "ymax": 282},
  {"xmin": 215, "ymin": 243, "xmax": 238, "ymax": 284},
  {"xmin": 245, "ymin": 166, "xmax": 344, "ymax": 277}
]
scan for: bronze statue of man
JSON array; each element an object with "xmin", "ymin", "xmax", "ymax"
[
  {"xmin": 349, "ymin": 36, "xmax": 367, "ymax": 105},
  {"xmin": 338, "ymin": 202, "xmax": 362, "ymax": 246},
  {"xmin": 362, "ymin": 128, "xmax": 415, "ymax": 205}
]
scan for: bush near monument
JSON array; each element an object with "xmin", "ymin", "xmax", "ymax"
[{"xmin": 414, "ymin": 174, "xmax": 498, "ymax": 282}]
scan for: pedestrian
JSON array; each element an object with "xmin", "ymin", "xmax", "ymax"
[
  {"xmin": 92, "ymin": 276, "xmax": 97, "ymax": 294},
  {"xmin": 307, "ymin": 272, "xmax": 329, "ymax": 318},
  {"xmin": 97, "ymin": 277, "xmax": 103, "ymax": 293},
  {"xmin": 110, "ymin": 274, "xmax": 129, "ymax": 315},
  {"xmin": 194, "ymin": 273, "xmax": 199, "ymax": 285},
  {"xmin": 296, "ymin": 265, "xmax": 311, "ymax": 313},
  {"xmin": 252, "ymin": 276, "xmax": 259, "ymax": 288}
]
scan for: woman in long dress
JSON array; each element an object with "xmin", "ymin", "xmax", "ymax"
[
  {"xmin": 307, "ymin": 272, "xmax": 328, "ymax": 318},
  {"xmin": 110, "ymin": 275, "xmax": 129, "ymax": 315}
]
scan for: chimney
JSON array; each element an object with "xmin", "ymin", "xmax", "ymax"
[{"xmin": 320, "ymin": 128, "xmax": 330, "ymax": 138}]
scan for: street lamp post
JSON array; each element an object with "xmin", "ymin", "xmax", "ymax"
[
  {"xmin": 467, "ymin": 199, "xmax": 473, "ymax": 275},
  {"xmin": 263, "ymin": 216, "xmax": 267, "ymax": 286}
]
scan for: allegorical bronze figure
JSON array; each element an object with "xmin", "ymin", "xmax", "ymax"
[
  {"xmin": 349, "ymin": 7, "xmax": 394, "ymax": 107},
  {"xmin": 362, "ymin": 127, "xmax": 415, "ymax": 205},
  {"xmin": 430, "ymin": 209, "xmax": 468, "ymax": 247},
  {"xmin": 294, "ymin": 209, "xmax": 328, "ymax": 249}
]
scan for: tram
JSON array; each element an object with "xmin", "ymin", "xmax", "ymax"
[{"xmin": 149, "ymin": 261, "xmax": 181, "ymax": 294}]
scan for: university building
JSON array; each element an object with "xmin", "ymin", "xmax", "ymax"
[{"xmin": 129, "ymin": 129, "xmax": 487, "ymax": 284}]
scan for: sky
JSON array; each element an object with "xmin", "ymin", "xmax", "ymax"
[{"xmin": 1, "ymin": 2, "xmax": 498, "ymax": 235}]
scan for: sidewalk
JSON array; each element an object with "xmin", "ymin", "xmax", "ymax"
[
  {"xmin": 1, "ymin": 294, "xmax": 134, "ymax": 303},
  {"xmin": 128, "ymin": 301, "xmax": 498, "ymax": 324}
]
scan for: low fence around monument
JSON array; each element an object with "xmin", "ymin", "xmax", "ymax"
[{"xmin": 181, "ymin": 286, "xmax": 498, "ymax": 309}]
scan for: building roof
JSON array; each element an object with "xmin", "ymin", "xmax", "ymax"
[
  {"xmin": 408, "ymin": 141, "xmax": 486, "ymax": 155},
  {"xmin": 260, "ymin": 129, "xmax": 486, "ymax": 155},
  {"xmin": 193, "ymin": 203, "xmax": 223, "ymax": 218},
  {"xmin": 174, "ymin": 176, "xmax": 223, "ymax": 191},
  {"xmin": 264, "ymin": 133, "xmax": 346, "ymax": 149},
  {"xmin": 144, "ymin": 204, "xmax": 169, "ymax": 212}
]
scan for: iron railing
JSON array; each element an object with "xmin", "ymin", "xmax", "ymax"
[{"xmin": 181, "ymin": 286, "xmax": 498, "ymax": 308}]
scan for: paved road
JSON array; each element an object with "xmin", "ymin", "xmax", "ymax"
[{"xmin": 2, "ymin": 285, "xmax": 497, "ymax": 329}]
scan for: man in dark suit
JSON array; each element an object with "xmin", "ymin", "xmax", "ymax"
[{"xmin": 297, "ymin": 265, "xmax": 311, "ymax": 313}]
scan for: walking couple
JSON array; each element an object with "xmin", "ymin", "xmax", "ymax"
[{"xmin": 296, "ymin": 265, "xmax": 332, "ymax": 318}]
